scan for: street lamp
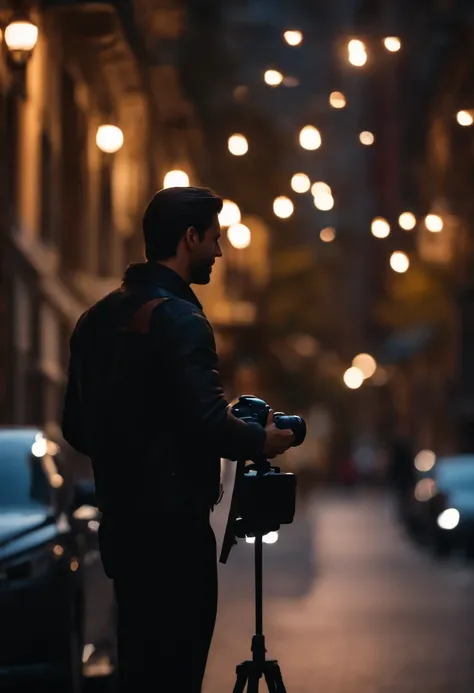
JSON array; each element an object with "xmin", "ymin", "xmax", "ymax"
[
  {"xmin": 4, "ymin": 17, "xmax": 38, "ymax": 66},
  {"xmin": 264, "ymin": 69, "xmax": 283, "ymax": 86},
  {"xmin": 291, "ymin": 173, "xmax": 310, "ymax": 193},
  {"xmin": 162, "ymin": 169, "xmax": 189, "ymax": 188},
  {"xmin": 383, "ymin": 37, "xmax": 401, "ymax": 52},
  {"xmin": 273, "ymin": 196, "xmax": 294, "ymax": 219},
  {"xmin": 299, "ymin": 125, "xmax": 321, "ymax": 150},
  {"xmin": 283, "ymin": 30, "xmax": 303, "ymax": 46},
  {"xmin": 343, "ymin": 367, "xmax": 364, "ymax": 389},
  {"xmin": 95, "ymin": 125, "xmax": 124, "ymax": 154},
  {"xmin": 219, "ymin": 200, "xmax": 241, "ymax": 227},
  {"xmin": 371, "ymin": 217, "xmax": 390, "ymax": 238},
  {"xmin": 456, "ymin": 110, "xmax": 474, "ymax": 127},
  {"xmin": 390, "ymin": 251, "xmax": 409, "ymax": 273},
  {"xmin": 398, "ymin": 212, "xmax": 416, "ymax": 230},
  {"xmin": 347, "ymin": 39, "xmax": 367, "ymax": 66},
  {"xmin": 329, "ymin": 91, "xmax": 346, "ymax": 109},
  {"xmin": 228, "ymin": 133, "xmax": 248, "ymax": 156},
  {"xmin": 227, "ymin": 223, "xmax": 251, "ymax": 249},
  {"xmin": 359, "ymin": 131, "xmax": 375, "ymax": 146}
]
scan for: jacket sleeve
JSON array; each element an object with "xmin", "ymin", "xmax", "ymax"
[
  {"xmin": 151, "ymin": 305, "xmax": 266, "ymax": 461},
  {"xmin": 61, "ymin": 323, "xmax": 90, "ymax": 457}
]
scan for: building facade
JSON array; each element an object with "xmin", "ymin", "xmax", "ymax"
[{"xmin": 0, "ymin": 0, "xmax": 257, "ymax": 430}]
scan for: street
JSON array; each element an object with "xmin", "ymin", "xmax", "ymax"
[{"xmin": 205, "ymin": 486, "xmax": 474, "ymax": 693}]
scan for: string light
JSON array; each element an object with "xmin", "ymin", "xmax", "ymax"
[
  {"xmin": 390, "ymin": 251, "xmax": 410, "ymax": 273},
  {"xmin": 383, "ymin": 37, "xmax": 401, "ymax": 52},
  {"xmin": 320, "ymin": 227, "xmax": 336, "ymax": 242},
  {"xmin": 456, "ymin": 110, "xmax": 473, "ymax": 126},
  {"xmin": 283, "ymin": 30, "xmax": 303, "ymax": 46},
  {"xmin": 425, "ymin": 214, "xmax": 443, "ymax": 232},
  {"xmin": 264, "ymin": 69, "xmax": 283, "ymax": 86},
  {"xmin": 273, "ymin": 196, "xmax": 294, "ymax": 218},
  {"xmin": 359, "ymin": 131, "xmax": 375, "ymax": 145},
  {"xmin": 291, "ymin": 173, "xmax": 311, "ymax": 193},
  {"xmin": 329, "ymin": 91, "xmax": 346, "ymax": 109},
  {"xmin": 398, "ymin": 212, "xmax": 416, "ymax": 230},
  {"xmin": 371, "ymin": 217, "xmax": 390, "ymax": 238},
  {"xmin": 299, "ymin": 125, "xmax": 321, "ymax": 150},
  {"xmin": 228, "ymin": 133, "xmax": 248, "ymax": 156}
]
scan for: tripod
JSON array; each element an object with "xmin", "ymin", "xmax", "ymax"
[{"xmin": 231, "ymin": 531, "xmax": 287, "ymax": 692}]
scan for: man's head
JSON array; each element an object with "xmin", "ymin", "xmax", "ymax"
[{"xmin": 142, "ymin": 186, "xmax": 223, "ymax": 285}]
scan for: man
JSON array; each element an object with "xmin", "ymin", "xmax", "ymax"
[{"xmin": 61, "ymin": 186, "xmax": 294, "ymax": 692}]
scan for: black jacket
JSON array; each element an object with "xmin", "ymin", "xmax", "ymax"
[{"xmin": 61, "ymin": 262, "xmax": 266, "ymax": 513}]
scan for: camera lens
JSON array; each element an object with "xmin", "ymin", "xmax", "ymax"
[{"xmin": 273, "ymin": 414, "xmax": 306, "ymax": 447}]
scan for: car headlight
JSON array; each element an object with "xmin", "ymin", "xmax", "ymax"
[{"xmin": 437, "ymin": 508, "xmax": 460, "ymax": 530}]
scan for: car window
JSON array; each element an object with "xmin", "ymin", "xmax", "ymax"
[
  {"xmin": 435, "ymin": 456, "xmax": 474, "ymax": 490},
  {"xmin": 0, "ymin": 432, "xmax": 54, "ymax": 508}
]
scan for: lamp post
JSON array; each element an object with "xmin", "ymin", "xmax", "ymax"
[
  {"xmin": 4, "ymin": 17, "xmax": 38, "ymax": 66},
  {"xmin": 1, "ymin": 13, "xmax": 38, "ymax": 97}
]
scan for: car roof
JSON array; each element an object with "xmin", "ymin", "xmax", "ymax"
[{"xmin": 434, "ymin": 455, "xmax": 474, "ymax": 487}]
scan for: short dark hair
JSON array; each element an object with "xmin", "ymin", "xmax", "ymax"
[{"xmin": 142, "ymin": 186, "xmax": 223, "ymax": 261}]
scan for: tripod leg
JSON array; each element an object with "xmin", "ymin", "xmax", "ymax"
[
  {"xmin": 233, "ymin": 664, "xmax": 249, "ymax": 693},
  {"xmin": 247, "ymin": 671, "xmax": 260, "ymax": 693},
  {"xmin": 263, "ymin": 662, "xmax": 287, "ymax": 693}
]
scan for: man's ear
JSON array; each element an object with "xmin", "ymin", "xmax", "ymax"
[{"xmin": 184, "ymin": 226, "xmax": 199, "ymax": 249}]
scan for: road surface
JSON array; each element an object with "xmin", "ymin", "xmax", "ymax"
[{"xmin": 205, "ymin": 485, "xmax": 474, "ymax": 693}]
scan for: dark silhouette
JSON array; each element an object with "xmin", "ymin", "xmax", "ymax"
[{"xmin": 61, "ymin": 186, "xmax": 294, "ymax": 692}]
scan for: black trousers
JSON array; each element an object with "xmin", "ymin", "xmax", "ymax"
[{"xmin": 100, "ymin": 512, "xmax": 218, "ymax": 693}]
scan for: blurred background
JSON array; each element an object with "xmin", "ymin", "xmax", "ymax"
[{"xmin": 1, "ymin": 0, "xmax": 474, "ymax": 692}]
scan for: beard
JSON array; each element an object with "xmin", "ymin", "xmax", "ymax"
[{"xmin": 189, "ymin": 259, "xmax": 213, "ymax": 285}]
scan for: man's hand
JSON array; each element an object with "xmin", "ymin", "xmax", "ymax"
[{"xmin": 263, "ymin": 410, "xmax": 295, "ymax": 458}]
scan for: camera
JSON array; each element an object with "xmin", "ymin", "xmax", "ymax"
[
  {"xmin": 231, "ymin": 395, "xmax": 307, "ymax": 447},
  {"xmin": 220, "ymin": 395, "xmax": 306, "ymax": 563}
]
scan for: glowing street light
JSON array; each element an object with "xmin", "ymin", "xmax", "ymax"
[
  {"xmin": 398, "ymin": 212, "xmax": 416, "ymax": 230},
  {"xmin": 343, "ymin": 367, "xmax": 364, "ymax": 389},
  {"xmin": 383, "ymin": 37, "xmax": 401, "ymax": 52},
  {"xmin": 283, "ymin": 30, "xmax": 303, "ymax": 46},
  {"xmin": 311, "ymin": 181, "xmax": 331, "ymax": 197},
  {"xmin": 329, "ymin": 91, "xmax": 346, "ymax": 109},
  {"xmin": 273, "ymin": 196, "xmax": 294, "ymax": 219},
  {"xmin": 4, "ymin": 18, "xmax": 39, "ymax": 64},
  {"xmin": 219, "ymin": 200, "xmax": 241, "ymax": 227},
  {"xmin": 390, "ymin": 251, "xmax": 410, "ymax": 273},
  {"xmin": 227, "ymin": 223, "xmax": 251, "ymax": 249},
  {"xmin": 359, "ymin": 131, "xmax": 375, "ymax": 145},
  {"xmin": 313, "ymin": 192, "xmax": 334, "ymax": 211},
  {"xmin": 291, "ymin": 173, "xmax": 311, "ymax": 193},
  {"xmin": 264, "ymin": 69, "xmax": 283, "ymax": 86},
  {"xmin": 352, "ymin": 353, "xmax": 377, "ymax": 379},
  {"xmin": 457, "ymin": 110, "xmax": 474, "ymax": 126},
  {"xmin": 348, "ymin": 39, "xmax": 367, "ymax": 66},
  {"xmin": 163, "ymin": 169, "xmax": 189, "ymax": 188},
  {"xmin": 228, "ymin": 133, "xmax": 248, "ymax": 156},
  {"xmin": 320, "ymin": 227, "xmax": 336, "ymax": 242},
  {"xmin": 299, "ymin": 125, "xmax": 321, "ymax": 150},
  {"xmin": 425, "ymin": 214, "xmax": 443, "ymax": 232},
  {"xmin": 371, "ymin": 217, "xmax": 390, "ymax": 238},
  {"xmin": 414, "ymin": 449, "xmax": 436, "ymax": 473},
  {"xmin": 95, "ymin": 125, "xmax": 124, "ymax": 153}
]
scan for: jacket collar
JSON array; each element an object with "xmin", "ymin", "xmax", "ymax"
[{"xmin": 121, "ymin": 262, "xmax": 203, "ymax": 310}]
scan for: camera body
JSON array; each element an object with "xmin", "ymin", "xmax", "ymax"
[
  {"xmin": 231, "ymin": 395, "xmax": 306, "ymax": 447},
  {"xmin": 227, "ymin": 395, "xmax": 305, "ymax": 539}
]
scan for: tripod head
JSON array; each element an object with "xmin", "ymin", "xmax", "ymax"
[
  {"xmin": 219, "ymin": 455, "xmax": 297, "ymax": 564},
  {"xmin": 219, "ymin": 395, "xmax": 305, "ymax": 564}
]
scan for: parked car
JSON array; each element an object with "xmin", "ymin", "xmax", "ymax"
[
  {"xmin": 414, "ymin": 454, "xmax": 474, "ymax": 557},
  {"xmin": 0, "ymin": 427, "xmax": 116, "ymax": 692}
]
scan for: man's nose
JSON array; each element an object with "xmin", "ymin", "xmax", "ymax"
[{"xmin": 215, "ymin": 245, "xmax": 223, "ymax": 258}]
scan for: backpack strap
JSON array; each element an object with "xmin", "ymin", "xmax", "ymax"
[{"xmin": 121, "ymin": 297, "xmax": 172, "ymax": 335}]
